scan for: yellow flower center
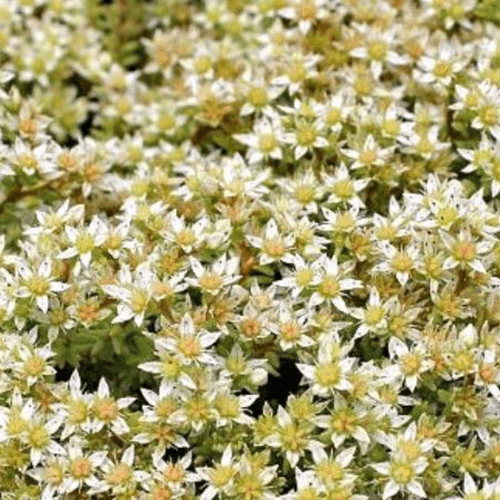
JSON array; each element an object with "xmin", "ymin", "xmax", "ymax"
[
  {"xmin": 156, "ymin": 397, "xmax": 177, "ymax": 419},
  {"xmin": 400, "ymin": 353, "xmax": 422, "ymax": 376},
  {"xmin": 152, "ymin": 486, "xmax": 173, "ymax": 500},
  {"xmin": 368, "ymin": 40, "xmax": 388, "ymax": 60},
  {"xmin": 296, "ymin": 125, "xmax": 317, "ymax": 147},
  {"xmin": 451, "ymin": 241, "xmax": 476, "ymax": 262},
  {"xmin": 259, "ymin": 133, "xmax": 278, "ymax": 153},
  {"xmin": 131, "ymin": 289, "xmax": 149, "ymax": 313},
  {"xmin": 296, "ymin": 268, "xmax": 314, "ymax": 287},
  {"xmin": 241, "ymin": 318, "xmax": 261, "ymax": 338},
  {"xmin": 391, "ymin": 252, "xmax": 413, "ymax": 273},
  {"xmin": 318, "ymin": 276, "xmax": 341, "ymax": 298},
  {"xmin": 178, "ymin": 336, "xmax": 202, "ymax": 359},
  {"xmin": 316, "ymin": 460, "xmax": 343, "ymax": 483},
  {"xmin": 28, "ymin": 424, "xmax": 50, "ymax": 449},
  {"xmin": 281, "ymin": 323, "xmax": 300, "ymax": 341},
  {"xmin": 263, "ymin": 238, "xmax": 285, "ymax": 258},
  {"xmin": 75, "ymin": 233, "xmax": 95, "ymax": 254},
  {"xmin": 199, "ymin": 272, "xmax": 223, "ymax": 291},
  {"xmin": 107, "ymin": 463, "xmax": 132, "ymax": 485},
  {"xmin": 211, "ymin": 464, "xmax": 235, "ymax": 487},
  {"xmin": 297, "ymin": 0, "xmax": 317, "ymax": 19},
  {"xmin": 433, "ymin": 60, "xmax": 452, "ymax": 78},
  {"xmin": 215, "ymin": 394, "xmax": 240, "ymax": 418},
  {"xmin": 295, "ymin": 184, "xmax": 315, "ymax": 204},
  {"xmin": 281, "ymin": 423, "xmax": 308, "ymax": 451},
  {"xmin": 365, "ymin": 305, "xmax": 385, "ymax": 326},
  {"xmin": 94, "ymin": 397, "xmax": 119, "ymax": 422},
  {"xmin": 70, "ymin": 457, "xmax": 92, "ymax": 479},
  {"xmin": 45, "ymin": 464, "xmax": 64, "ymax": 485},
  {"xmin": 478, "ymin": 104, "xmax": 498, "ymax": 126},
  {"xmin": 68, "ymin": 399, "xmax": 89, "ymax": 425},
  {"xmin": 391, "ymin": 460, "xmax": 414, "ymax": 485},
  {"xmin": 248, "ymin": 87, "xmax": 268, "ymax": 108},
  {"xmin": 331, "ymin": 411, "xmax": 356, "ymax": 434},
  {"xmin": 27, "ymin": 276, "xmax": 50, "ymax": 296},
  {"xmin": 315, "ymin": 362, "xmax": 341, "ymax": 387}
]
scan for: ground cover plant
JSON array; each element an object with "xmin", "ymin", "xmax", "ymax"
[{"xmin": 2, "ymin": 0, "xmax": 500, "ymax": 498}]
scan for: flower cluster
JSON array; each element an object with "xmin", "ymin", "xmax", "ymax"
[{"xmin": 1, "ymin": 0, "xmax": 500, "ymax": 499}]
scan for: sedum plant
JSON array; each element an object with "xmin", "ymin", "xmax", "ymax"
[{"xmin": 1, "ymin": 0, "xmax": 500, "ymax": 499}]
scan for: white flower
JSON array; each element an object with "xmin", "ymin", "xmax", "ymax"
[
  {"xmin": 163, "ymin": 210, "xmax": 208, "ymax": 253},
  {"xmin": 309, "ymin": 445, "xmax": 358, "ymax": 489},
  {"xmin": 309, "ymin": 254, "xmax": 362, "ymax": 312},
  {"xmin": 323, "ymin": 163, "xmax": 369, "ymax": 208},
  {"xmin": 372, "ymin": 456, "xmax": 428, "ymax": 499},
  {"xmin": 350, "ymin": 287, "xmax": 388, "ymax": 340},
  {"xmin": 63, "ymin": 437, "xmax": 107, "ymax": 493},
  {"xmin": 297, "ymin": 333, "xmax": 354, "ymax": 397},
  {"xmin": 246, "ymin": 218, "xmax": 295, "ymax": 265},
  {"xmin": 154, "ymin": 313, "xmax": 221, "ymax": 367},
  {"xmin": 350, "ymin": 25, "xmax": 409, "ymax": 78},
  {"xmin": 264, "ymin": 406, "xmax": 323, "ymax": 466},
  {"xmin": 102, "ymin": 262, "xmax": 155, "ymax": 326},
  {"xmin": 342, "ymin": 135, "xmax": 393, "ymax": 170},
  {"xmin": 186, "ymin": 253, "xmax": 240, "ymax": 296},
  {"xmin": 283, "ymin": 119, "xmax": 328, "ymax": 160},
  {"xmin": 197, "ymin": 446, "xmax": 239, "ymax": 500},
  {"xmin": 210, "ymin": 387, "xmax": 258, "ymax": 427},
  {"xmin": 373, "ymin": 242, "xmax": 420, "ymax": 287},
  {"xmin": 91, "ymin": 378, "xmax": 135, "ymax": 435},
  {"xmin": 58, "ymin": 216, "xmax": 107, "ymax": 269},
  {"xmin": 384, "ymin": 338, "xmax": 434, "ymax": 392},
  {"xmin": 269, "ymin": 305, "xmax": 314, "ymax": 351},
  {"xmin": 57, "ymin": 370, "xmax": 94, "ymax": 440},
  {"xmin": 233, "ymin": 116, "xmax": 285, "ymax": 164},
  {"xmin": 91, "ymin": 445, "xmax": 148, "ymax": 495},
  {"xmin": 278, "ymin": 0, "xmax": 330, "ymax": 34},
  {"xmin": 11, "ymin": 342, "xmax": 57, "ymax": 386},
  {"xmin": 15, "ymin": 259, "xmax": 69, "ymax": 313},
  {"xmin": 441, "ymin": 229, "xmax": 493, "ymax": 274},
  {"xmin": 415, "ymin": 41, "xmax": 468, "ymax": 88}
]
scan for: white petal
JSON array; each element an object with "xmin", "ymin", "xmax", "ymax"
[
  {"xmin": 122, "ymin": 445, "xmax": 134, "ymax": 466},
  {"xmin": 36, "ymin": 295, "xmax": 49, "ymax": 314},
  {"xmin": 383, "ymin": 480, "xmax": 400, "ymax": 499},
  {"xmin": 69, "ymin": 370, "xmax": 81, "ymax": 394},
  {"xmin": 407, "ymin": 481, "xmax": 426, "ymax": 498},
  {"xmin": 39, "ymin": 260, "xmax": 52, "ymax": 278},
  {"xmin": 97, "ymin": 378, "xmax": 110, "ymax": 398}
]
